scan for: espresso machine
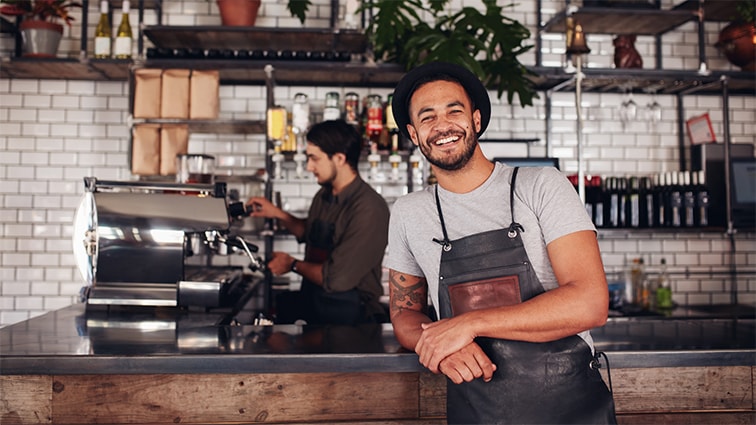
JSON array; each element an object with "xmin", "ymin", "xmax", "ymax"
[{"xmin": 74, "ymin": 177, "xmax": 265, "ymax": 310}]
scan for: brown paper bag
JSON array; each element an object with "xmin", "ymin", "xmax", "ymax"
[
  {"xmin": 133, "ymin": 69, "xmax": 163, "ymax": 118},
  {"xmin": 160, "ymin": 69, "xmax": 191, "ymax": 119},
  {"xmin": 131, "ymin": 124, "xmax": 161, "ymax": 176},
  {"xmin": 190, "ymin": 70, "xmax": 220, "ymax": 120},
  {"xmin": 159, "ymin": 125, "xmax": 189, "ymax": 175}
]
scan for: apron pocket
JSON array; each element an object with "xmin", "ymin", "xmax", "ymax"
[{"xmin": 449, "ymin": 275, "xmax": 521, "ymax": 315}]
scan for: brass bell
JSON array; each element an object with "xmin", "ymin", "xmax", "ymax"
[{"xmin": 567, "ymin": 23, "xmax": 591, "ymax": 55}]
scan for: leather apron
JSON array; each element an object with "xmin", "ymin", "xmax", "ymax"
[{"xmin": 434, "ymin": 168, "xmax": 617, "ymax": 425}]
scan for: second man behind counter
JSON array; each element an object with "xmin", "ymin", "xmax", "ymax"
[{"xmin": 247, "ymin": 119, "xmax": 391, "ymax": 325}]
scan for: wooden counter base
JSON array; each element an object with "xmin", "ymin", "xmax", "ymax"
[{"xmin": 2, "ymin": 366, "xmax": 754, "ymax": 424}]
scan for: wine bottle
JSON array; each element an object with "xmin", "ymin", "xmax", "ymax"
[
  {"xmin": 114, "ymin": 0, "xmax": 133, "ymax": 59},
  {"xmin": 682, "ymin": 171, "xmax": 696, "ymax": 227},
  {"xmin": 94, "ymin": 1, "xmax": 111, "ymax": 59}
]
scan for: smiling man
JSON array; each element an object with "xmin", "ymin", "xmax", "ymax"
[
  {"xmin": 247, "ymin": 119, "xmax": 390, "ymax": 325},
  {"xmin": 386, "ymin": 62, "xmax": 617, "ymax": 424}
]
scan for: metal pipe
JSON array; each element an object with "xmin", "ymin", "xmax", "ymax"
[
  {"xmin": 575, "ymin": 55, "xmax": 585, "ymax": 203},
  {"xmin": 721, "ymin": 75, "xmax": 738, "ymax": 306}
]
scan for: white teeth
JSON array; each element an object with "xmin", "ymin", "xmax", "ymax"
[{"xmin": 435, "ymin": 136, "xmax": 458, "ymax": 145}]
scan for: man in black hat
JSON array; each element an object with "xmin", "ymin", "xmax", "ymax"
[{"xmin": 385, "ymin": 62, "xmax": 617, "ymax": 424}]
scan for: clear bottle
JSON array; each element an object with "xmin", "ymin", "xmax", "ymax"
[
  {"xmin": 93, "ymin": 1, "xmax": 112, "ymax": 59},
  {"xmin": 626, "ymin": 257, "xmax": 645, "ymax": 307},
  {"xmin": 655, "ymin": 258, "xmax": 673, "ymax": 309},
  {"xmin": 291, "ymin": 93, "xmax": 310, "ymax": 134},
  {"xmin": 114, "ymin": 0, "xmax": 133, "ymax": 59}
]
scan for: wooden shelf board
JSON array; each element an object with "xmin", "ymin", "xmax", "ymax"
[
  {"xmin": 0, "ymin": 57, "xmax": 131, "ymax": 80},
  {"xmin": 133, "ymin": 119, "xmax": 266, "ymax": 135},
  {"xmin": 143, "ymin": 27, "xmax": 368, "ymax": 53}
]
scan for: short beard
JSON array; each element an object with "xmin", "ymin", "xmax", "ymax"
[{"xmin": 420, "ymin": 131, "xmax": 477, "ymax": 171}]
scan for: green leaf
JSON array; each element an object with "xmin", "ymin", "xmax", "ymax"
[{"xmin": 287, "ymin": 0, "xmax": 311, "ymax": 24}]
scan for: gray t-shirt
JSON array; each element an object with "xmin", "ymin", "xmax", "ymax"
[{"xmin": 386, "ymin": 162, "xmax": 597, "ymax": 346}]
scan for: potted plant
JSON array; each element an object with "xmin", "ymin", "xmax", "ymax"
[
  {"xmin": 215, "ymin": 0, "xmax": 261, "ymax": 26},
  {"xmin": 0, "ymin": 0, "xmax": 82, "ymax": 57},
  {"xmin": 362, "ymin": 0, "xmax": 536, "ymax": 107},
  {"xmin": 715, "ymin": 0, "xmax": 755, "ymax": 71}
]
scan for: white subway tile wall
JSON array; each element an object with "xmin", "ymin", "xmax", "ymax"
[{"xmin": 1, "ymin": 0, "xmax": 755, "ymax": 326}]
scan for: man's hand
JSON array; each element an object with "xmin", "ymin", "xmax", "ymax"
[
  {"xmin": 437, "ymin": 342, "xmax": 496, "ymax": 384},
  {"xmin": 415, "ymin": 316, "xmax": 477, "ymax": 373},
  {"xmin": 267, "ymin": 251, "xmax": 295, "ymax": 276},
  {"xmin": 246, "ymin": 196, "xmax": 280, "ymax": 219}
]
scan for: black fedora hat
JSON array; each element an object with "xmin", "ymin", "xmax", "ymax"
[{"xmin": 391, "ymin": 61, "xmax": 491, "ymax": 140}]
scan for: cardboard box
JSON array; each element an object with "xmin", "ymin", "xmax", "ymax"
[
  {"xmin": 160, "ymin": 69, "xmax": 191, "ymax": 119},
  {"xmin": 190, "ymin": 70, "xmax": 220, "ymax": 120}
]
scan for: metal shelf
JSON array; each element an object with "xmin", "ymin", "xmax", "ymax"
[
  {"xmin": 530, "ymin": 67, "xmax": 756, "ymax": 96},
  {"xmin": 672, "ymin": 0, "xmax": 741, "ymax": 22},
  {"xmin": 541, "ymin": 6, "xmax": 696, "ymax": 35}
]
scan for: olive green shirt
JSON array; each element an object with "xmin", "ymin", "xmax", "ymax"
[{"xmin": 302, "ymin": 176, "xmax": 390, "ymax": 313}]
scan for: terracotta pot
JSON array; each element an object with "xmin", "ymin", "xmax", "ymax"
[
  {"xmin": 216, "ymin": 0, "xmax": 261, "ymax": 26},
  {"xmin": 715, "ymin": 21, "xmax": 756, "ymax": 72},
  {"xmin": 19, "ymin": 20, "xmax": 63, "ymax": 57}
]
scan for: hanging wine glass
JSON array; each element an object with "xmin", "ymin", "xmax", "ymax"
[
  {"xmin": 645, "ymin": 91, "xmax": 662, "ymax": 130},
  {"xmin": 619, "ymin": 88, "xmax": 637, "ymax": 131}
]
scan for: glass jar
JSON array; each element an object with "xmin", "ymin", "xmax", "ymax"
[
  {"xmin": 323, "ymin": 91, "xmax": 341, "ymax": 121},
  {"xmin": 344, "ymin": 92, "xmax": 360, "ymax": 126}
]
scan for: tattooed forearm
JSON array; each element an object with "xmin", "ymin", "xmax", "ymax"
[{"xmin": 389, "ymin": 271, "xmax": 427, "ymax": 313}]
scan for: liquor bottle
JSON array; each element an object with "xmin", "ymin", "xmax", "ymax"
[
  {"xmin": 627, "ymin": 176, "xmax": 640, "ymax": 228},
  {"xmin": 653, "ymin": 173, "xmax": 666, "ymax": 228},
  {"xmin": 694, "ymin": 170, "xmax": 710, "ymax": 227},
  {"xmin": 94, "ymin": 1, "xmax": 111, "ymax": 59},
  {"xmin": 682, "ymin": 171, "xmax": 696, "ymax": 227},
  {"xmin": 618, "ymin": 176, "xmax": 628, "ymax": 227},
  {"xmin": 385, "ymin": 93, "xmax": 402, "ymax": 154},
  {"xmin": 668, "ymin": 171, "xmax": 682, "ymax": 227},
  {"xmin": 641, "ymin": 176, "xmax": 654, "ymax": 228},
  {"xmin": 605, "ymin": 176, "xmax": 620, "ymax": 228},
  {"xmin": 590, "ymin": 176, "xmax": 604, "ymax": 228},
  {"xmin": 291, "ymin": 93, "xmax": 310, "ymax": 150},
  {"xmin": 655, "ymin": 258, "xmax": 673, "ymax": 310},
  {"xmin": 366, "ymin": 94, "xmax": 385, "ymax": 151},
  {"xmin": 625, "ymin": 257, "xmax": 645, "ymax": 307},
  {"xmin": 114, "ymin": 0, "xmax": 133, "ymax": 59}
]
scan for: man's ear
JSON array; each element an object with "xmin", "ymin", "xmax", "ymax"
[
  {"xmin": 332, "ymin": 152, "xmax": 347, "ymax": 165},
  {"xmin": 407, "ymin": 125, "xmax": 419, "ymax": 147},
  {"xmin": 473, "ymin": 109, "xmax": 482, "ymax": 134}
]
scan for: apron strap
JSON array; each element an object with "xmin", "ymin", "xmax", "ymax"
[
  {"xmin": 509, "ymin": 167, "xmax": 525, "ymax": 236},
  {"xmin": 432, "ymin": 185, "xmax": 452, "ymax": 251}
]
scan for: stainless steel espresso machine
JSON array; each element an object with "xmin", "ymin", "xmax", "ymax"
[{"xmin": 74, "ymin": 177, "xmax": 265, "ymax": 310}]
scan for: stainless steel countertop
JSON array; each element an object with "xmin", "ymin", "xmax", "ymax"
[{"xmin": 1, "ymin": 304, "xmax": 754, "ymax": 375}]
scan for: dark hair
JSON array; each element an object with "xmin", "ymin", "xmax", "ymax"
[{"xmin": 306, "ymin": 119, "xmax": 362, "ymax": 171}]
